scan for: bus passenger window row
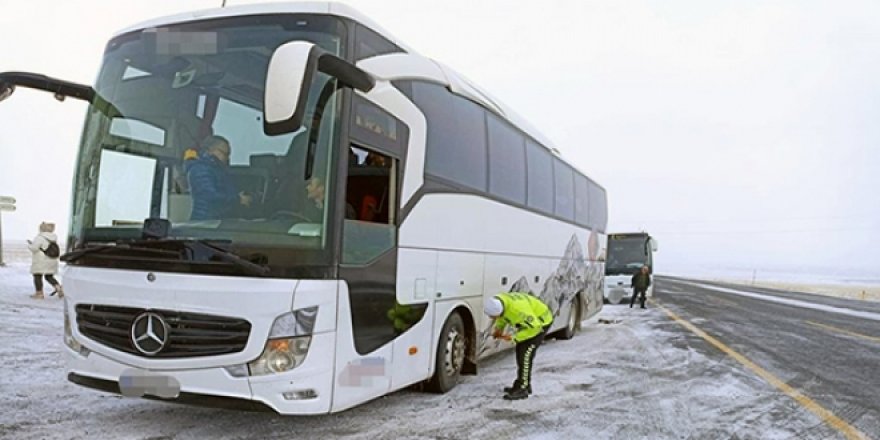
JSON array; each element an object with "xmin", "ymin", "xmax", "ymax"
[{"xmin": 400, "ymin": 81, "xmax": 608, "ymax": 232}]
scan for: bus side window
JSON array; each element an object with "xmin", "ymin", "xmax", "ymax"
[{"xmin": 346, "ymin": 146, "xmax": 394, "ymax": 223}]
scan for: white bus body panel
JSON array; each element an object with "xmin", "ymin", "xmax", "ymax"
[
  {"xmin": 436, "ymin": 251, "xmax": 485, "ymax": 300},
  {"xmin": 396, "ymin": 248, "xmax": 437, "ymax": 303},
  {"xmin": 400, "ymin": 194, "xmax": 584, "ymax": 255},
  {"xmin": 330, "ymin": 282, "xmax": 435, "ymax": 412},
  {"xmin": 399, "ymin": 193, "xmax": 606, "ymax": 359},
  {"xmin": 358, "ymin": 53, "xmax": 446, "ymax": 84},
  {"xmin": 330, "ymin": 281, "xmax": 393, "ymax": 412}
]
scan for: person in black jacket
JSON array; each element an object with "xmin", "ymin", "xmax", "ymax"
[{"xmin": 630, "ymin": 265, "xmax": 651, "ymax": 309}]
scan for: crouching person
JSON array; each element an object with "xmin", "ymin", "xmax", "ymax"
[{"xmin": 483, "ymin": 292, "xmax": 553, "ymax": 400}]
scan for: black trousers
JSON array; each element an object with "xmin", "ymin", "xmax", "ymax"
[
  {"xmin": 33, "ymin": 274, "xmax": 59, "ymax": 291},
  {"xmin": 514, "ymin": 324, "xmax": 551, "ymax": 390},
  {"xmin": 630, "ymin": 288, "xmax": 647, "ymax": 307}
]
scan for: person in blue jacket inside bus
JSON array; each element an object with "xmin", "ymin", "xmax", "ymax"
[{"xmin": 185, "ymin": 135, "xmax": 252, "ymax": 220}]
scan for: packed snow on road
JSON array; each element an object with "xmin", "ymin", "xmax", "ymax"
[{"xmin": 0, "ymin": 257, "xmax": 836, "ymax": 439}]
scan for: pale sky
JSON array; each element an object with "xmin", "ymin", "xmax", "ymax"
[{"xmin": 1, "ymin": 0, "xmax": 878, "ymax": 277}]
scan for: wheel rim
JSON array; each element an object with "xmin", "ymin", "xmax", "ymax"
[
  {"xmin": 567, "ymin": 301, "xmax": 577, "ymax": 331},
  {"xmin": 444, "ymin": 327, "xmax": 465, "ymax": 377}
]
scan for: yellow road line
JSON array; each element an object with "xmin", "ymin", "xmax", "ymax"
[
  {"xmin": 806, "ymin": 321, "xmax": 880, "ymax": 343},
  {"xmin": 650, "ymin": 299, "xmax": 870, "ymax": 440}
]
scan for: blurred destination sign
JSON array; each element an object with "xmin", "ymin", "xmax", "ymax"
[
  {"xmin": 0, "ymin": 204, "xmax": 15, "ymax": 212},
  {"xmin": 609, "ymin": 233, "xmax": 648, "ymax": 239},
  {"xmin": 0, "ymin": 196, "xmax": 14, "ymax": 204}
]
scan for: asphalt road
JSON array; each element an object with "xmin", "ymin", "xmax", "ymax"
[{"xmin": 654, "ymin": 276, "xmax": 880, "ymax": 439}]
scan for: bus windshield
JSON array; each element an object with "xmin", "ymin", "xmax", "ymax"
[
  {"xmin": 605, "ymin": 235, "xmax": 651, "ymax": 275},
  {"xmin": 68, "ymin": 15, "xmax": 347, "ymax": 275}
]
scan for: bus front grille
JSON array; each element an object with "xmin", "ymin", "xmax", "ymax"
[{"xmin": 75, "ymin": 304, "xmax": 252, "ymax": 358}]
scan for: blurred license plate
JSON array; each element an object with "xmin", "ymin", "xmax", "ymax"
[{"xmin": 119, "ymin": 369, "xmax": 181, "ymax": 399}]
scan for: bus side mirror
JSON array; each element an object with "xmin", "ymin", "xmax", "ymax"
[
  {"xmin": 263, "ymin": 41, "xmax": 375, "ymax": 136},
  {"xmin": 650, "ymin": 238, "xmax": 658, "ymax": 252},
  {"xmin": 0, "ymin": 72, "xmax": 93, "ymax": 104}
]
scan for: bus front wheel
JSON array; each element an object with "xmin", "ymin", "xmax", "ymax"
[{"xmin": 426, "ymin": 312, "xmax": 466, "ymax": 393}]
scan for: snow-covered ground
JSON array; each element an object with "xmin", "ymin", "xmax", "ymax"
[{"xmin": 0, "ymin": 254, "xmax": 840, "ymax": 439}]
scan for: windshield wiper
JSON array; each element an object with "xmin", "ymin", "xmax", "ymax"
[
  {"xmin": 61, "ymin": 243, "xmax": 182, "ymax": 263},
  {"xmin": 63, "ymin": 238, "xmax": 271, "ymax": 276},
  {"xmin": 122, "ymin": 238, "xmax": 271, "ymax": 276},
  {"xmin": 183, "ymin": 239, "xmax": 271, "ymax": 277}
]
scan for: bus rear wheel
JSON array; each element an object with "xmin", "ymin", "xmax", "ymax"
[
  {"xmin": 426, "ymin": 312, "xmax": 466, "ymax": 393},
  {"xmin": 556, "ymin": 296, "xmax": 580, "ymax": 340}
]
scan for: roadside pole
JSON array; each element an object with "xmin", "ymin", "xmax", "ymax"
[{"xmin": 0, "ymin": 196, "xmax": 17, "ymax": 267}]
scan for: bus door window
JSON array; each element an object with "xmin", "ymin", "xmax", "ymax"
[
  {"xmin": 347, "ymin": 146, "xmax": 393, "ymax": 222},
  {"xmin": 342, "ymin": 145, "xmax": 396, "ymax": 266}
]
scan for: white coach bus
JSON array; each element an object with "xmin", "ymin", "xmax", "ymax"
[
  {"xmin": 604, "ymin": 232, "xmax": 657, "ymax": 304},
  {"xmin": 0, "ymin": 2, "xmax": 607, "ymax": 414}
]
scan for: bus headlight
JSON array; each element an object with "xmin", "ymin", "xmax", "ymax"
[
  {"xmin": 248, "ymin": 308, "xmax": 317, "ymax": 376},
  {"xmin": 248, "ymin": 336, "xmax": 312, "ymax": 376}
]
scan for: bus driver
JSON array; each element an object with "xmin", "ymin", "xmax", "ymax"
[{"xmin": 186, "ymin": 135, "xmax": 252, "ymax": 220}]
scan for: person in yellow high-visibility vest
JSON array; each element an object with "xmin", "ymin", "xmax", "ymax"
[{"xmin": 484, "ymin": 292, "xmax": 554, "ymax": 400}]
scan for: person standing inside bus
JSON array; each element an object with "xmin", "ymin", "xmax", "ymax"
[
  {"xmin": 630, "ymin": 265, "xmax": 651, "ymax": 309},
  {"xmin": 484, "ymin": 292, "xmax": 554, "ymax": 400}
]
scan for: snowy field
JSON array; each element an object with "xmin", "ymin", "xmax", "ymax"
[
  {"xmin": 664, "ymin": 262, "xmax": 880, "ymax": 288},
  {"xmin": 0, "ymin": 254, "xmax": 840, "ymax": 439},
  {"xmin": 660, "ymin": 262, "xmax": 880, "ymax": 303}
]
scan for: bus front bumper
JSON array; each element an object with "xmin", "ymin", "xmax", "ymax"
[{"xmin": 65, "ymin": 332, "xmax": 336, "ymax": 415}]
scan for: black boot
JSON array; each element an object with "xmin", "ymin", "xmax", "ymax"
[
  {"xmin": 503, "ymin": 384, "xmax": 532, "ymax": 394},
  {"xmin": 503, "ymin": 388, "xmax": 530, "ymax": 400}
]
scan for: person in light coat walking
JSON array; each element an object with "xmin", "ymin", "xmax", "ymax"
[{"xmin": 28, "ymin": 222, "xmax": 63, "ymax": 299}]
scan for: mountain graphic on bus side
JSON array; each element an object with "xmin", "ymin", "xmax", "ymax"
[{"xmin": 478, "ymin": 233, "xmax": 602, "ymax": 357}]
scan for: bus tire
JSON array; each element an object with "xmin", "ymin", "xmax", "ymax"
[
  {"xmin": 426, "ymin": 312, "xmax": 466, "ymax": 393},
  {"xmin": 556, "ymin": 296, "xmax": 580, "ymax": 340}
]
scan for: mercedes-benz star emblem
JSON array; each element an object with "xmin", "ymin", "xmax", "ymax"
[{"xmin": 131, "ymin": 312, "xmax": 169, "ymax": 356}]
